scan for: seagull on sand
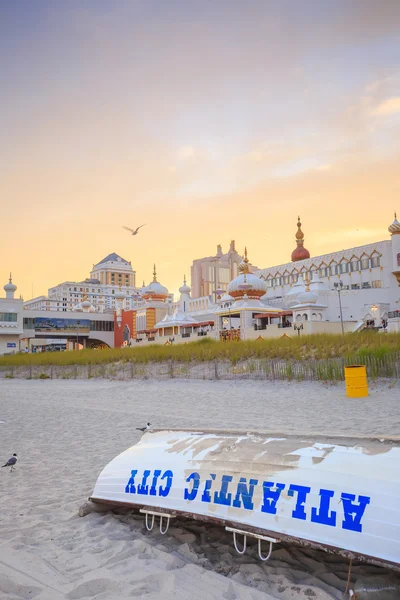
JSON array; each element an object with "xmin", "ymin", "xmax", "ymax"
[
  {"xmin": 2, "ymin": 453, "xmax": 17, "ymax": 472},
  {"xmin": 122, "ymin": 225, "xmax": 146, "ymax": 236},
  {"xmin": 136, "ymin": 422, "xmax": 151, "ymax": 432}
]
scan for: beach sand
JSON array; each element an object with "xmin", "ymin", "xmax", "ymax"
[{"xmin": 1, "ymin": 379, "xmax": 399, "ymax": 599}]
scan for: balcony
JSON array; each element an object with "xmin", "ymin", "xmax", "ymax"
[{"xmin": 388, "ymin": 311, "xmax": 400, "ymax": 319}]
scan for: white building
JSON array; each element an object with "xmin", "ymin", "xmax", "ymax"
[
  {"xmin": 119, "ymin": 213, "xmax": 400, "ymax": 346},
  {"xmin": 255, "ymin": 215, "xmax": 400, "ymax": 328},
  {"xmin": 0, "ymin": 275, "xmax": 24, "ymax": 354}
]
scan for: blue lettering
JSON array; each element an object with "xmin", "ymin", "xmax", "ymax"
[
  {"xmin": 261, "ymin": 481, "xmax": 285, "ymax": 514},
  {"xmin": 233, "ymin": 477, "xmax": 259, "ymax": 511},
  {"xmin": 311, "ymin": 489, "xmax": 336, "ymax": 527},
  {"xmin": 137, "ymin": 470, "xmax": 151, "ymax": 495},
  {"xmin": 149, "ymin": 470, "xmax": 162, "ymax": 496},
  {"xmin": 214, "ymin": 475, "xmax": 233, "ymax": 506},
  {"xmin": 288, "ymin": 484, "xmax": 311, "ymax": 520},
  {"xmin": 341, "ymin": 493, "xmax": 371, "ymax": 532},
  {"xmin": 125, "ymin": 469, "xmax": 138, "ymax": 494},
  {"xmin": 159, "ymin": 470, "xmax": 173, "ymax": 497},
  {"xmin": 184, "ymin": 472, "xmax": 200, "ymax": 501},
  {"xmin": 201, "ymin": 474, "xmax": 216, "ymax": 502}
]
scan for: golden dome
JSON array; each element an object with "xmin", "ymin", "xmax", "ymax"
[{"xmin": 388, "ymin": 212, "xmax": 400, "ymax": 235}]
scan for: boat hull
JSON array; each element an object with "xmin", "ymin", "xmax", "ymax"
[{"xmin": 91, "ymin": 429, "xmax": 400, "ymax": 569}]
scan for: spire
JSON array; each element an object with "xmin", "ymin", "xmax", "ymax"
[
  {"xmin": 291, "ymin": 216, "xmax": 310, "ymax": 262},
  {"xmin": 295, "ymin": 216, "xmax": 304, "ymax": 241},
  {"xmin": 153, "ymin": 264, "xmax": 157, "ymax": 282},
  {"xmin": 9, "ymin": 272, "xmax": 12, "ymax": 284},
  {"xmin": 183, "ymin": 274, "xmax": 186, "ymax": 285},
  {"xmin": 241, "ymin": 247, "xmax": 250, "ymax": 274}
]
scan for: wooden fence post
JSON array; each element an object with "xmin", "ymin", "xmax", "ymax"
[{"xmin": 214, "ymin": 360, "xmax": 219, "ymax": 380}]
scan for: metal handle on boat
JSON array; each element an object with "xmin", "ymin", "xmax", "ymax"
[
  {"xmin": 145, "ymin": 512, "xmax": 155, "ymax": 531},
  {"xmin": 226, "ymin": 527, "xmax": 279, "ymax": 562},
  {"xmin": 258, "ymin": 539, "xmax": 273, "ymax": 561},
  {"xmin": 159, "ymin": 515, "xmax": 170, "ymax": 535},
  {"xmin": 232, "ymin": 530, "xmax": 247, "ymax": 555},
  {"xmin": 140, "ymin": 509, "xmax": 175, "ymax": 535}
]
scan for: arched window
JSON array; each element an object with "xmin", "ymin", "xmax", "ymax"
[{"xmin": 303, "ymin": 314, "xmax": 308, "ymax": 321}]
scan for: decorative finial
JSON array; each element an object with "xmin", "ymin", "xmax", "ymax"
[
  {"xmin": 9, "ymin": 272, "xmax": 12, "ymax": 283},
  {"xmin": 240, "ymin": 248, "xmax": 250, "ymax": 274},
  {"xmin": 183, "ymin": 275, "xmax": 186, "ymax": 285},
  {"xmin": 296, "ymin": 216, "xmax": 304, "ymax": 241},
  {"xmin": 153, "ymin": 264, "xmax": 157, "ymax": 282}
]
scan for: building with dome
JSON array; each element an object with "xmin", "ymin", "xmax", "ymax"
[
  {"xmin": 0, "ymin": 274, "xmax": 24, "ymax": 354},
  {"xmin": 254, "ymin": 214, "xmax": 400, "ymax": 333},
  {"xmin": 113, "ymin": 212, "xmax": 400, "ymax": 347}
]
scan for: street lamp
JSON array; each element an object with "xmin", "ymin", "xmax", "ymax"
[
  {"xmin": 335, "ymin": 281, "xmax": 345, "ymax": 335},
  {"xmin": 293, "ymin": 323, "xmax": 303, "ymax": 337}
]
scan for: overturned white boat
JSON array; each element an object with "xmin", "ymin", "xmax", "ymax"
[{"xmin": 90, "ymin": 429, "xmax": 400, "ymax": 570}]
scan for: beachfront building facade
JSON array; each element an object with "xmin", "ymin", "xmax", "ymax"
[
  {"xmin": 254, "ymin": 215, "xmax": 400, "ymax": 330},
  {"xmin": 0, "ymin": 275, "xmax": 24, "ymax": 355},
  {"xmin": 113, "ymin": 213, "xmax": 400, "ymax": 347}
]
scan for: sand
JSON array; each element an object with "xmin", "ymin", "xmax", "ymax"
[{"xmin": 1, "ymin": 378, "xmax": 399, "ymax": 600}]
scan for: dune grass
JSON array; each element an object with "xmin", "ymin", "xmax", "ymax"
[{"xmin": 1, "ymin": 332, "xmax": 400, "ymax": 367}]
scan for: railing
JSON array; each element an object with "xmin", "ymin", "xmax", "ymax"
[
  {"xmin": 388, "ymin": 311, "xmax": 400, "ymax": 319},
  {"xmin": 182, "ymin": 333, "xmax": 191, "ymax": 338},
  {"xmin": 197, "ymin": 331, "xmax": 207, "ymax": 336}
]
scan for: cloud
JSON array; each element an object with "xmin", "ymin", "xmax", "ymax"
[
  {"xmin": 372, "ymin": 97, "xmax": 400, "ymax": 116},
  {"xmin": 177, "ymin": 146, "xmax": 196, "ymax": 160}
]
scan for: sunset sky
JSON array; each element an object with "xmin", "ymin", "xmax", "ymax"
[{"xmin": 1, "ymin": 0, "xmax": 400, "ymax": 300}]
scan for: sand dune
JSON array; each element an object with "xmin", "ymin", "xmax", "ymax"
[{"xmin": 1, "ymin": 379, "xmax": 399, "ymax": 599}]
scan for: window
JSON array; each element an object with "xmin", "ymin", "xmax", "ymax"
[
  {"xmin": 266, "ymin": 279, "xmax": 272, "ymax": 288},
  {"xmin": 319, "ymin": 267, "xmax": 327, "ymax": 277},
  {"xmin": 361, "ymin": 258, "xmax": 369, "ymax": 270},
  {"xmin": 283, "ymin": 275, "xmax": 289, "ymax": 284},
  {"xmin": 291, "ymin": 274, "xmax": 298, "ymax": 283},
  {"xmin": 329, "ymin": 264, "xmax": 338, "ymax": 276},
  {"xmin": 351, "ymin": 284, "xmax": 360, "ymax": 290},
  {"xmin": 362, "ymin": 282, "xmax": 371, "ymax": 289},
  {"xmin": 0, "ymin": 312, "xmax": 17, "ymax": 322},
  {"xmin": 372, "ymin": 280, "xmax": 381, "ymax": 288},
  {"xmin": 276, "ymin": 277, "xmax": 282, "ymax": 286},
  {"xmin": 350, "ymin": 260, "xmax": 360, "ymax": 272},
  {"xmin": 339, "ymin": 262, "xmax": 348, "ymax": 274},
  {"xmin": 371, "ymin": 256, "xmax": 380, "ymax": 268}
]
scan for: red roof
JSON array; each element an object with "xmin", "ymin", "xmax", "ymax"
[
  {"xmin": 181, "ymin": 321, "xmax": 214, "ymax": 328},
  {"xmin": 254, "ymin": 311, "xmax": 292, "ymax": 319}
]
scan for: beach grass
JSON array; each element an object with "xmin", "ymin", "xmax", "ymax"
[{"xmin": 1, "ymin": 332, "xmax": 400, "ymax": 366}]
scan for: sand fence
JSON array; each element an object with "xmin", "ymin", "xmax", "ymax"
[{"xmin": 1, "ymin": 353, "xmax": 400, "ymax": 381}]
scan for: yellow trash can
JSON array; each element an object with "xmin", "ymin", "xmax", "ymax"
[{"xmin": 344, "ymin": 365, "xmax": 368, "ymax": 398}]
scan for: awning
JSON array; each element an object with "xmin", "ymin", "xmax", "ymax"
[
  {"xmin": 182, "ymin": 321, "xmax": 214, "ymax": 328},
  {"xmin": 254, "ymin": 311, "xmax": 292, "ymax": 319},
  {"xmin": 137, "ymin": 329, "xmax": 158, "ymax": 334}
]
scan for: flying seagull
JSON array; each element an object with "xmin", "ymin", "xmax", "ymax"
[
  {"xmin": 2, "ymin": 453, "xmax": 17, "ymax": 472},
  {"xmin": 122, "ymin": 225, "xmax": 146, "ymax": 236},
  {"xmin": 136, "ymin": 422, "xmax": 151, "ymax": 432}
]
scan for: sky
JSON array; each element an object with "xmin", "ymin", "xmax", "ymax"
[{"xmin": 1, "ymin": 0, "xmax": 400, "ymax": 299}]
